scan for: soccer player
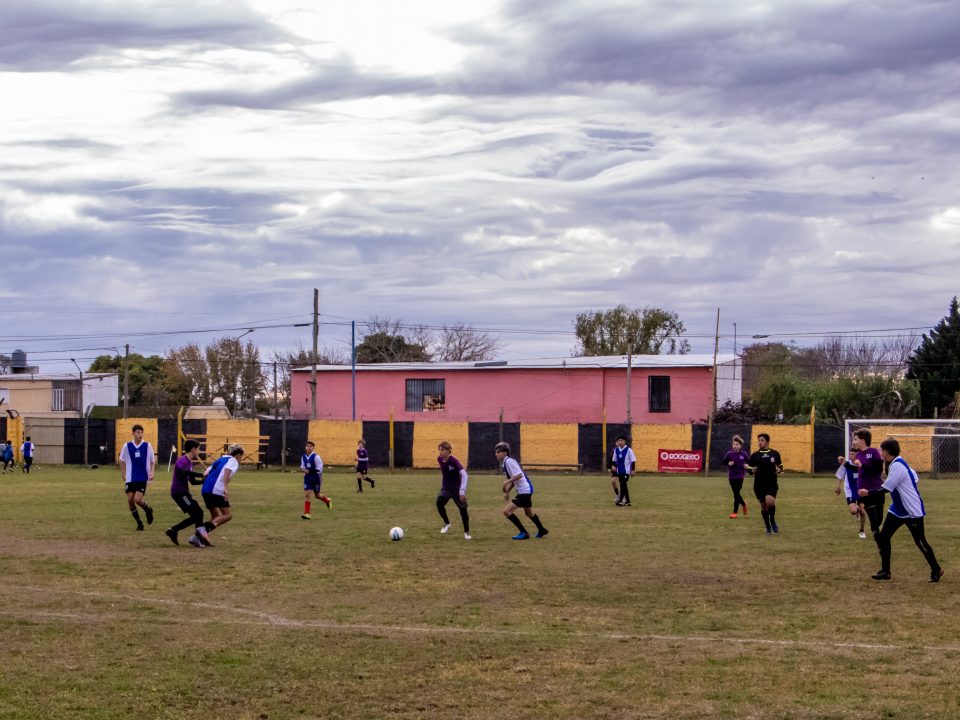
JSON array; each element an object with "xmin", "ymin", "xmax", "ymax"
[
  {"xmin": 355, "ymin": 438, "xmax": 374, "ymax": 492},
  {"xmin": 851, "ymin": 429, "xmax": 885, "ymax": 540},
  {"xmin": 858, "ymin": 438, "xmax": 943, "ymax": 582},
  {"xmin": 20, "ymin": 436, "xmax": 35, "ymax": 473},
  {"xmin": 835, "ymin": 449, "xmax": 866, "ymax": 539},
  {"xmin": 189, "ymin": 444, "xmax": 244, "ymax": 548},
  {"xmin": 1, "ymin": 440, "xmax": 13, "ymax": 472},
  {"xmin": 495, "ymin": 442, "xmax": 548, "ymax": 540},
  {"xmin": 612, "ymin": 435, "xmax": 637, "ymax": 507},
  {"xmin": 436, "ymin": 440, "xmax": 471, "ymax": 540},
  {"xmin": 300, "ymin": 441, "xmax": 332, "ymax": 519},
  {"xmin": 164, "ymin": 439, "xmax": 206, "ymax": 546},
  {"xmin": 722, "ymin": 435, "xmax": 750, "ymax": 519},
  {"xmin": 747, "ymin": 433, "xmax": 783, "ymax": 534},
  {"xmin": 119, "ymin": 424, "xmax": 156, "ymax": 531}
]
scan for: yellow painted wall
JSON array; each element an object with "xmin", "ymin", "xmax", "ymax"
[
  {"xmin": 519, "ymin": 423, "xmax": 579, "ymax": 466},
  {"xmin": 7, "ymin": 416, "xmax": 24, "ymax": 462},
  {"xmin": 1, "ymin": 382, "xmax": 54, "ymax": 413},
  {"xmin": 115, "ymin": 418, "xmax": 159, "ymax": 462},
  {"xmin": 307, "ymin": 420, "xmax": 364, "ymax": 466},
  {"xmin": 632, "ymin": 424, "xmax": 692, "ymax": 472},
  {"xmin": 206, "ymin": 419, "xmax": 262, "ymax": 464},
  {"xmin": 866, "ymin": 425, "xmax": 934, "ymax": 473},
  {"xmin": 413, "ymin": 422, "xmax": 470, "ymax": 469},
  {"xmin": 751, "ymin": 424, "xmax": 811, "ymax": 473}
]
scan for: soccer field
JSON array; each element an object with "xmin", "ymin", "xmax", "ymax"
[{"xmin": 1, "ymin": 466, "xmax": 958, "ymax": 720}]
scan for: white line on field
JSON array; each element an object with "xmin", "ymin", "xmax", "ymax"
[{"xmin": 8, "ymin": 585, "xmax": 960, "ymax": 655}]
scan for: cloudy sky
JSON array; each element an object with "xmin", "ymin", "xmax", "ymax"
[{"xmin": 1, "ymin": 0, "xmax": 958, "ymax": 372}]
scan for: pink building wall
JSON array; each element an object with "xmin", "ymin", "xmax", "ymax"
[{"xmin": 290, "ymin": 367, "xmax": 715, "ymax": 423}]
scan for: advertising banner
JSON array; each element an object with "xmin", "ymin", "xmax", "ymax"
[{"xmin": 658, "ymin": 448, "xmax": 703, "ymax": 473}]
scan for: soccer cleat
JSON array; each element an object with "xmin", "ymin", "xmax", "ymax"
[
  {"xmin": 771, "ymin": 522, "xmax": 779, "ymax": 534},
  {"xmin": 164, "ymin": 528, "xmax": 179, "ymax": 545},
  {"xmin": 764, "ymin": 528, "xmax": 772, "ymax": 535},
  {"xmin": 536, "ymin": 528, "xmax": 549, "ymax": 538},
  {"xmin": 187, "ymin": 534, "xmax": 204, "ymax": 548},
  {"xmin": 729, "ymin": 513, "xmax": 738, "ymax": 519},
  {"xmin": 464, "ymin": 533, "xmax": 472, "ymax": 540},
  {"xmin": 301, "ymin": 513, "xmax": 312, "ymax": 520},
  {"xmin": 440, "ymin": 524, "xmax": 451, "ymax": 534},
  {"xmin": 136, "ymin": 525, "xmax": 145, "ymax": 532},
  {"xmin": 742, "ymin": 505, "xmax": 748, "ymax": 516},
  {"xmin": 859, "ymin": 531, "xmax": 867, "ymax": 539},
  {"xmin": 356, "ymin": 488, "xmax": 363, "ymax": 493},
  {"xmin": 512, "ymin": 532, "xmax": 529, "ymax": 540},
  {"xmin": 369, "ymin": 478, "xmax": 375, "ymax": 488},
  {"xmin": 930, "ymin": 568, "xmax": 945, "ymax": 583},
  {"xmin": 872, "ymin": 570, "xmax": 892, "ymax": 581},
  {"xmin": 144, "ymin": 505, "xmax": 154, "ymax": 525},
  {"xmin": 324, "ymin": 499, "xmax": 332, "ymax": 510}
]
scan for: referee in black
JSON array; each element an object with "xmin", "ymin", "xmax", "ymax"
[{"xmin": 748, "ymin": 433, "xmax": 784, "ymax": 535}]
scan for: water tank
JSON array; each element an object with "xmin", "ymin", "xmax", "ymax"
[{"xmin": 10, "ymin": 349, "xmax": 27, "ymax": 369}]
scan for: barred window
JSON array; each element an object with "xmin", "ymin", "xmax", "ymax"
[
  {"xmin": 648, "ymin": 376, "xmax": 671, "ymax": 413},
  {"xmin": 406, "ymin": 379, "xmax": 446, "ymax": 412}
]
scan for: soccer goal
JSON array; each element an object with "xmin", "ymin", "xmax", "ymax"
[{"xmin": 844, "ymin": 418, "xmax": 960, "ymax": 479}]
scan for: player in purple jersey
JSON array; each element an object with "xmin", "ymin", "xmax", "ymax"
[
  {"xmin": 355, "ymin": 439, "xmax": 375, "ymax": 492},
  {"xmin": 436, "ymin": 440, "xmax": 471, "ymax": 540},
  {"xmin": 851, "ymin": 429, "xmax": 885, "ymax": 540},
  {"xmin": 164, "ymin": 439, "xmax": 206, "ymax": 545},
  {"xmin": 835, "ymin": 448, "xmax": 866, "ymax": 539},
  {"xmin": 722, "ymin": 435, "xmax": 750, "ymax": 519}
]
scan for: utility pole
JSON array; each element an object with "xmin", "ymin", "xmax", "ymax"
[
  {"xmin": 704, "ymin": 308, "xmax": 721, "ymax": 476},
  {"xmin": 71, "ymin": 358, "xmax": 88, "ymax": 467},
  {"xmin": 625, "ymin": 344, "xmax": 633, "ymax": 425},
  {"xmin": 123, "ymin": 344, "xmax": 129, "ymax": 419},
  {"xmin": 273, "ymin": 361, "xmax": 279, "ymax": 420},
  {"xmin": 311, "ymin": 288, "xmax": 319, "ymax": 420},
  {"xmin": 351, "ymin": 320, "xmax": 357, "ymax": 421}
]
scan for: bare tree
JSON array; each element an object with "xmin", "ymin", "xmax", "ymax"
[
  {"xmin": 433, "ymin": 324, "xmax": 503, "ymax": 361},
  {"xmin": 271, "ymin": 341, "xmax": 348, "ymax": 411},
  {"xmin": 794, "ymin": 335, "xmax": 919, "ymax": 379}
]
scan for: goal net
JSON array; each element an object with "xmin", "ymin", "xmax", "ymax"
[{"xmin": 844, "ymin": 419, "xmax": 960, "ymax": 479}]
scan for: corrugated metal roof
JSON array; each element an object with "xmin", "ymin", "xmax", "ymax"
[{"xmin": 291, "ymin": 354, "xmax": 737, "ymax": 373}]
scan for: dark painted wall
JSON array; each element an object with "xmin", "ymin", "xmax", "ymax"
[{"xmin": 468, "ymin": 422, "xmax": 521, "ymax": 470}]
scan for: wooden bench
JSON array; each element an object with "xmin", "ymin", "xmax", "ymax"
[{"xmin": 521, "ymin": 463, "xmax": 584, "ymax": 475}]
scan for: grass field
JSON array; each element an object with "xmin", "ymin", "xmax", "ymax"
[{"xmin": 1, "ymin": 464, "xmax": 959, "ymax": 720}]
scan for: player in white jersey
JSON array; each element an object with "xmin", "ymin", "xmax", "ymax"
[
  {"xmin": 835, "ymin": 449, "xmax": 866, "ymax": 538},
  {"xmin": 188, "ymin": 445, "xmax": 243, "ymax": 548},
  {"xmin": 118, "ymin": 424, "xmax": 156, "ymax": 531},
  {"xmin": 495, "ymin": 442, "xmax": 548, "ymax": 540},
  {"xmin": 858, "ymin": 439, "xmax": 943, "ymax": 582}
]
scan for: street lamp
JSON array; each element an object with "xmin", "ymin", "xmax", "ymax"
[
  {"xmin": 235, "ymin": 329, "xmax": 256, "ymax": 419},
  {"xmin": 71, "ymin": 358, "xmax": 88, "ymax": 467}
]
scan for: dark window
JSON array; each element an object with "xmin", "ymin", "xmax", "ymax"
[
  {"xmin": 649, "ymin": 376, "xmax": 671, "ymax": 413},
  {"xmin": 406, "ymin": 379, "xmax": 445, "ymax": 412}
]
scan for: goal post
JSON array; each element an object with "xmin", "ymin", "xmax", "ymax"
[{"xmin": 844, "ymin": 419, "xmax": 960, "ymax": 478}]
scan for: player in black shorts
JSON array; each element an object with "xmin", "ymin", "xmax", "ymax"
[{"xmin": 747, "ymin": 433, "xmax": 783, "ymax": 535}]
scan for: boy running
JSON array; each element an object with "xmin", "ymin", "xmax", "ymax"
[
  {"xmin": 301, "ymin": 441, "xmax": 332, "ymax": 519},
  {"xmin": 612, "ymin": 435, "xmax": 637, "ymax": 507},
  {"xmin": 747, "ymin": 433, "xmax": 783, "ymax": 535},
  {"xmin": 2, "ymin": 440, "xmax": 13, "ymax": 472},
  {"xmin": 164, "ymin": 439, "xmax": 206, "ymax": 546},
  {"xmin": 851, "ymin": 429, "xmax": 885, "ymax": 540},
  {"xmin": 356, "ymin": 439, "xmax": 375, "ymax": 492},
  {"xmin": 835, "ymin": 449, "xmax": 866, "ymax": 539},
  {"xmin": 859, "ymin": 439, "xmax": 943, "ymax": 582},
  {"xmin": 189, "ymin": 445, "xmax": 244, "ymax": 548},
  {"xmin": 436, "ymin": 440, "xmax": 471, "ymax": 540},
  {"xmin": 119, "ymin": 424, "xmax": 156, "ymax": 531},
  {"xmin": 495, "ymin": 442, "xmax": 548, "ymax": 540},
  {"xmin": 722, "ymin": 435, "xmax": 750, "ymax": 518},
  {"xmin": 21, "ymin": 436, "xmax": 35, "ymax": 473}
]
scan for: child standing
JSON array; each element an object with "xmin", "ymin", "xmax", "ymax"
[
  {"xmin": 356, "ymin": 439, "xmax": 375, "ymax": 492},
  {"xmin": 722, "ymin": 435, "xmax": 750, "ymax": 518},
  {"xmin": 612, "ymin": 435, "xmax": 637, "ymax": 507}
]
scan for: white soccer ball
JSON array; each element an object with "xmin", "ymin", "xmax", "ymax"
[{"xmin": 389, "ymin": 526, "xmax": 404, "ymax": 542}]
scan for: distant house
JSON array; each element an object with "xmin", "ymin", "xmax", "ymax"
[
  {"xmin": 290, "ymin": 354, "xmax": 740, "ymax": 423},
  {"xmin": 0, "ymin": 372, "xmax": 119, "ymax": 418}
]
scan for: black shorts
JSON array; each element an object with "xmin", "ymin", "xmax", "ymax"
[
  {"xmin": 846, "ymin": 496, "xmax": 861, "ymax": 506},
  {"xmin": 125, "ymin": 481, "xmax": 147, "ymax": 494},
  {"xmin": 511, "ymin": 493, "xmax": 533, "ymax": 509},
  {"xmin": 203, "ymin": 492, "xmax": 230, "ymax": 510},
  {"xmin": 172, "ymin": 492, "xmax": 198, "ymax": 514},
  {"xmin": 617, "ymin": 473, "xmax": 631, "ymax": 483},
  {"xmin": 754, "ymin": 482, "xmax": 778, "ymax": 502},
  {"xmin": 437, "ymin": 493, "xmax": 467, "ymax": 509},
  {"xmin": 356, "ymin": 463, "xmax": 368, "ymax": 474}
]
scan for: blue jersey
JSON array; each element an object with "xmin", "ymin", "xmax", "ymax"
[
  {"xmin": 22, "ymin": 442, "xmax": 34, "ymax": 459},
  {"xmin": 612, "ymin": 446, "xmax": 636, "ymax": 475},
  {"xmin": 2, "ymin": 445, "xmax": 12, "ymax": 461},
  {"xmin": 202, "ymin": 456, "xmax": 231, "ymax": 495},
  {"xmin": 125, "ymin": 441, "xmax": 148, "ymax": 482},
  {"xmin": 302, "ymin": 452, "xmax": 321, "ymax": 477}
]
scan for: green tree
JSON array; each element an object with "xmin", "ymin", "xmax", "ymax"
[
  {"xmin": 573, "ymin": 305, "xmax": 690, "ymax": 356},
  {"xmin": 88, "ymin": 353, "xmax": 168, "ymax": 407},
  {"xmin": 356, "ymin": 332, "xmax": 430, "ymax": 363},
  {"xmin": 907, "ymin": 297, "xmax": 960, "ymax": 416}
]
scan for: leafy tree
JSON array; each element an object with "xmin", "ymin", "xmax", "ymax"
[
  {"xmin": 356, "ymin": 332, "xmax": 431, "ymax": 363},
  {"xmin": 163, "ymin": 338, "xmax": 267, "ymax": 415},
  {"xmin": 907, "ymin": 297, "xmax": 960, "ymax": 416},
  {"xmin": 573, "ymin": 305, "xmax": 690, "ymax": 356},
  {"xmin": 88, "ymin": 353, "xmax": 168, "ymax": 406},
  {"xmin": 0, "ymin": 354, "xmax": 10, "ymax": 374}
]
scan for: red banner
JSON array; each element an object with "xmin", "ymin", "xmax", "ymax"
[{"xmin": 658, "ymin": 449, "xmax": 703, "ymax": 473}]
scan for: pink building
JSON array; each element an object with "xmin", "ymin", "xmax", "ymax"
[{"xmin": 290, "ymin": 355, "xmax": 740, "ymax": 423}]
